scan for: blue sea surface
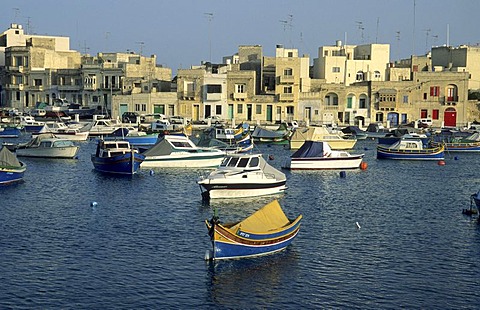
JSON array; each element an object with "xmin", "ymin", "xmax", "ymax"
[{"xmin": 1, "ymin": 135, "xmax": 480, "ymax": 309}]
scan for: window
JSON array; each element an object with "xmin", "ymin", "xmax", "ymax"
[
  {"xmin": 332, "ymin": 67, "xmax": 341, "ymax": 73},
  {"xmin": 284, "ymin": 86, "xmax": 293, "ymax": 93},
  {"xmin": 347, "ymin": 97, "xmax": 353, "ymax": 109},
  {"xmin": 432, "ymin": 109, "xmax": 439, "ymax": 120},
  {"xmin": 288, "ymin": 52, "xmax": 293, "ymax": 57},
  {"xmin": 284, "ymin": 68, "xmax": 293, "ymax": 76},
  {"xmin": 34, "ymin": 79, "xmax": 42, "ymax": 86},
  {"xmin": 206, "ymin": 84, "xmax": 221, "ymax": 93},
  {"xmin": 356, "ymin": 71, "xmax": 364, "ymax": 81},
  {"xmin": 256, "ymin": 105, "xmax": 262, "ymax": 114},
  {"xmin": 423, "ymin": 93, "xmax": 427, "ymax": 100},
  {"xmin": 235, "ymin": 84, "xmax": 245, "ymax": 93},
  {"xmin": 237, "ymin": 104, "xmax": 243, "ymax": 114},
  {"xmin": 359, "ymin": 98, "xmax": 366, "ymax": 109},
  {"xmin": 324, "ymin": 50, "xmax": 329, "ymax": 56},
  {"xmin": 215, "ymin": 105, "xmax": 222, "ymax": 114},
  {"xmin": 403, "ymin": 95, "xmax": 408, "ymax": 103},
  {"xmin": 430, "ymin": 86, "xmax": 440, "ymax": 97},
  {"xmin": 16, "ymin": 91, "xmax": 20, "ymax": 100}
]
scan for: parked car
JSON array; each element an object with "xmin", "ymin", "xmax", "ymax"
[
  {"xmin": 122, "ymin": 112, "xmax": 144, "ymax": 123},
  {"xmin": 202, "ymin": 115, "xmax": 225, "ymax": 124},
  {"xmin": 30, "ymin": 109, "xmax": 47, "ymax": 117},
  {"xmin": 417, "ymin": 118, "xmax": 432, "ymax": 128},
  {"xmin": 169, "ymin": 115, "xmax": 188, "ymax": 124}
]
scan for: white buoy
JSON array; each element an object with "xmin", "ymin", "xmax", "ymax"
[
  {"xmin": 150, "ymin": 170, "xmax": 154, "ymax": 176},
  {"xmin": 204, "ymin": 250, "xmax": 213, "ymax": 261},
  {"xmin": 356, "ymin": 222, "xmax": 361, "ymax": 229},
  {"xmin": 91, "ymin": 201, "xmax": 98, "ymax": 207}
]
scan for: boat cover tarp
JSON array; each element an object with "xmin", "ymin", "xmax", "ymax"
[
  {"xmin": 290, "ymin": 126, "xmax": 330, "ymax": 141},
  {"xmin": 341, "ymin": 126, "xmax": 364, "ymax": 135},
  {"xmin": 0, "ymin": 146, "xmax": 21, "ymax": 167},
  {"xmin": 291, "ymin": 141, "xmax": 332, "ymax": 158},
  {"xmin": 258, "ymin": 155, "xmax": 286, "ymax": 180},
  {"xmin": 141, "ymin": 136, "xmax": 173, "ymax": 156},
  {"xmin": 252, "ymin": 126, "xmax": 285, "ymax": 139},
  {"xmin": 230, "ymin": 200, "xmax": 289, "ymax": 233},
  {"xmin": 23, "ymin": 133, "xmax": 57, "ymax": 147}
]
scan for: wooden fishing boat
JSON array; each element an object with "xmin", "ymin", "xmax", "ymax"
[
  {"xmin": 431, "ymin": 140, "xmax": 480, "ymax": 152},
  {"xmin": 0, "ymin": 146, "xmax": 26, "ymax": 185},
  {"xmin": 205, "ymin": 200, "xmax": 302, "ymax": 260},
  {"xmin": 377, "ymin": 138, "xmax": 444, "ymax": 160}
]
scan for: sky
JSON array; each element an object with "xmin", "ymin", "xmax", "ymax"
[{"xmin": 2, "ymin": 0, "xmax": 479, "ymax": 75}]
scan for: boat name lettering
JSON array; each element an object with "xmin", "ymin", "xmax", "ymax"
[{"xmin": 238, "ymin": 231, "xmax": 250, "ymax": 238}]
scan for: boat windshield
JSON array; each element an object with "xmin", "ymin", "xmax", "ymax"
[
  {"xmin": 220, "ymin": 156, "xmax": 259, "ymax": 168},
  {"xmin": 53, "ymin": 140, "xmax": 75, "ymax": 147}
]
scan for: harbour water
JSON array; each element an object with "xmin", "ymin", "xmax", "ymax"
[{"xmin": 1, "ymin": 135, "xmax": 480, "ymax": 309}]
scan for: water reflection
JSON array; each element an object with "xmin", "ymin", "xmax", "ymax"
[{"xmin": 205, "ymin": 249, "xmax": 299, "ymax": 308}]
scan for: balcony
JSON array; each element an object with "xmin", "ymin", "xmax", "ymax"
[
  {"xmin": 205, "ymin": 93, "xmax": 222, "ymax": 101},
  {"xmin": 279, "ymin": 75, "xmax": 295, "ymax": 84},
  {"xmin": 439, "ymin": 96, "xmax": 459, "ymax": 105},
  {"xmin": 30, "ymin": 85, "xmax": 44, "ymax": 91},
  {"xmin": 323, "ymin": 105, "xmax": 339, "ymax": 110},
  {"xmin": 233, "ymin": 92, "xmax": 247, "ymax": 100},
  {"xmin": 279, "ymin": 93, "xmax": 294, "ymax": 101}
]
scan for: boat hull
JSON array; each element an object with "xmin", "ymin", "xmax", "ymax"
[
  {"xmin": 199, "ymin": 180, "xmax": 287, "ymax": 199},
  {"xmin": 432, "ymin": 141, "xmax": 480, "ymax": 152},
  {"xmin": 290, "ymin": 139, "xmax": 356, "ymax": 150},
  {"xmin": 16, "ymin": 146, "xmax": 79, "ymax": 159},
  {"xmin": 91, "ymin": 152, "xmax": 145, "ymax": 175},
  {"xmin": 206, "ymin": 215, "xmax": 302, "ymax": 260},
  {"xmin": 376, "ymin": 145, "xmax": 444, "ymax": 160},
  {"xmin": 0, "ymin": 163, "xmax": 26, "ymax": 185},
  {"xmin": 286, "ymin": 155, "xmax": 364, "ymax": 170},
  {"xmin": 141, "ymin": 153, "xmax": 224, "ymax": 168}
]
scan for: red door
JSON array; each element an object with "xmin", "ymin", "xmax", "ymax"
[{"xmin": 444, "ymin": 108, "xmax": 456, "ymax": 127}]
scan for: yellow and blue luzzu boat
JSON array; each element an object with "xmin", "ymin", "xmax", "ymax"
[
  {"xmin": 205, "ymin": 200, "xmax": 302, "ymax": 260},
  {"xmin": 377, "ymin": 138, "xmax": 444, "ymax": 160}
]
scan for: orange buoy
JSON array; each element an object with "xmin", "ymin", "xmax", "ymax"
[
  {"xmin": 360, "ymin": 162, "xmax": 368, "ymax": 170},
  {"xmin": 437, "ymin": 160, "xmax": 446, "ymax": 166}
]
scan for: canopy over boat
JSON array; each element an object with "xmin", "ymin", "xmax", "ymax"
[
  {"xmin": 291, "ymin": 140, "xmax": 331, "ymax": 158},
  {"xmin": 0, "ymin": 146, "xmax": 21, "ymax": 168},
  {"xmin": 229, "ymin": 199, "xmax": 291, "ymax": 233}
]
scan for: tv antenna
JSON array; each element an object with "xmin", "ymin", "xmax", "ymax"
[
  {"xmin": 424, "ymin": 28, "xmax": 431, "ymax": 53},
  {"xmin": 356, "ymin": 21, "xmax": 365, "ymax": 43},
  {"xmin": 13, "ymin": 8, "xmax": 20, "ymax": 22},
  {"xmin": 204, "ymin": 12, "xmax": 214, "ymax": 62},
  {"xmin": 136, "ymin": 41, "xmax": 144, "ymax": 55}
]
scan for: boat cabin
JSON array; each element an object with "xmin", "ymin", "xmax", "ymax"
[
  {"xmin": 389, "ymin": 139, "xmax": 424, "ymax": 150},
  {"xmin": 39, "ymin": 139, "xmax": 76, "ymax": 148},
  {"xmin": 95, "ymin": 141, "xmax": 132, "ymax": 158},
  {"xmin": 219, "ymin": 154, "xmax": 261, "ymax": 170}
]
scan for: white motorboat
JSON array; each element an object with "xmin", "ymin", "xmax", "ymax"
[
  {"xmin": 284, "ymin": 140, "xmax": 364, "ymax": 170},
  {"xmin": 10, "ymin": 133, "xmax": 79, "ymax": 159},
  {"xmin": 34, "ymin": 121, "xmax": 89, "ymax": 141},
  {"xmin": 197, "ymin": 153, "xmax": 287, "ymax": 199},
  {"xmin": 141, "ymin": 134, "xmax": 225, "ymax": 168},
  {"xmin": 81, "ymin": 118, "xmax": 131, "ymax": 136}
]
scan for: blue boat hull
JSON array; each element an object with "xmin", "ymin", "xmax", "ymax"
[
  {"xmin": 0, "ymin": 164, "xmax": 26, "ymax": 185},
  {"xmin": 377, "ymin": 148, "xmax": 444, "ymax": 160},
  {"xmin": 103, "ymin": 135, "xmax": 159, "ymax": 147},
  {"xmin": 91, "ymin": 152, "xmax": 145, "ymax": 175},
  {"xmin": 0, "ymin": 127, "xmax": 21, "ymax": 138},
  {"xmin": 24, "ymin": 125, "xmax": 45, "ymax": 133},
  {"xmin": 207, "ymin": 216, "xmax": 302, "ymax": 260}
]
